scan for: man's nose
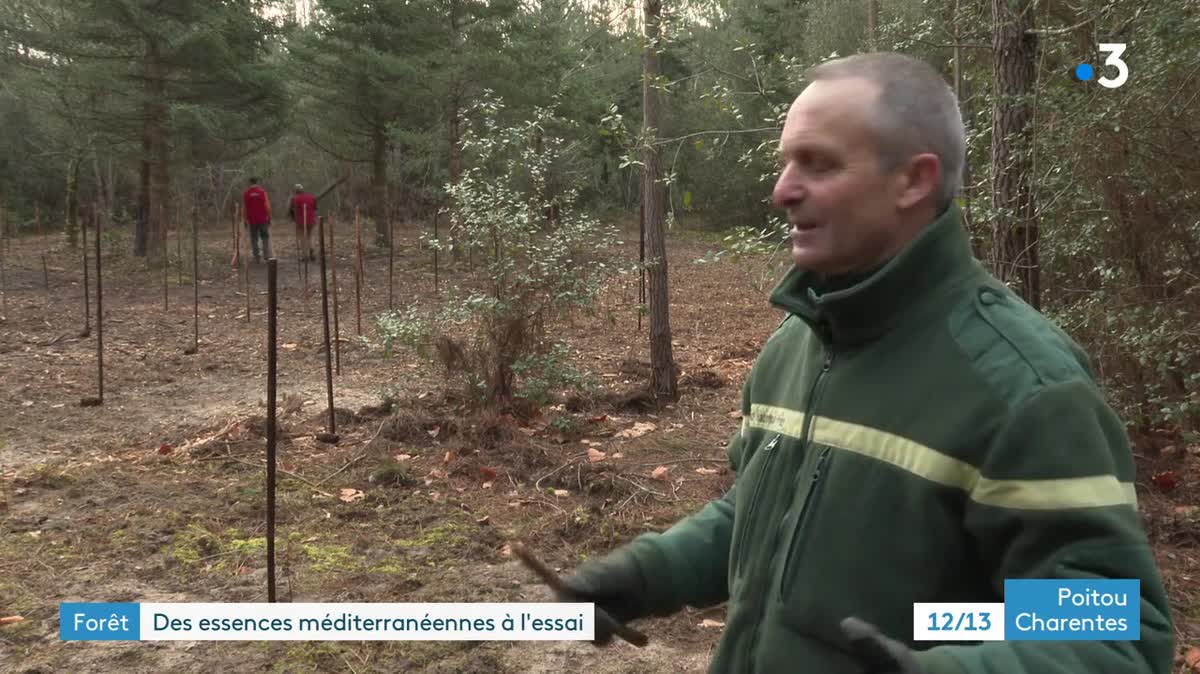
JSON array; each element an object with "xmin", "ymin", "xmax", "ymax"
[{"xmin": 772, "ymin": 165, "xmax": 803, "ymax": 210}]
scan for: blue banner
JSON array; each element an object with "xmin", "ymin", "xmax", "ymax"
[
  {"xmin": 1003, "ymin": 579, "xmax": 1139, "ymax": 641},
  {"xmin": 60, "ymin": 603, "xmax": 140, "ymax": 641}
]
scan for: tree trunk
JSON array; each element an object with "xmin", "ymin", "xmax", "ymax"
[
  {"xmin": 147, "ymin": 38, "xmax": 170, "ymax": 263},
  {"xmin": 65, "ymin": 155, "xmax": 80, "ymax": 248},
  {"xmin": 92, "ymin": 152, "xmax": 111, "ymax": 227},
  {"xmin": 372, "ymin": 124, "xmax": 389, "ymax": 246},
  {"xmin": 866, "ymin": 0, "xmax": 879, "ymax": 49},
  {"xmin": 136, "ymin": 36, "xmax": 169, "ymax": 259},
  {"xmin": 446, "ymin": 1, "xmax": 465, "ymax": 260},
  {"xmin": 642, "ymin": 0, "xmax": 677, "ymax": 400},
  {"xmin": 990, "ymin": 0, "xmax": 1040, "ymax": 309},
  {"xmin": 447, "ymin": 90, "xmax": 464, "ymax": 259}
]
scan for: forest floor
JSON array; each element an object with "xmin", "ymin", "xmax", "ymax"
[{"xmin": 0, "ymin": 216, "xmax": 1196, "ymax": 673}]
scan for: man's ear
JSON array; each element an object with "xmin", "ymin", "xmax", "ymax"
[{"xmin": 895, "ymin": 153, "xmax": 941, "ymax": 210}]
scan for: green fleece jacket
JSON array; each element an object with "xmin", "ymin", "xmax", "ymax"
[{"xmin": 621, "ymin": 204, "xmax": 1175, "ymax": 673}]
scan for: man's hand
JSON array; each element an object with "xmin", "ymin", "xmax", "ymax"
[
  {"xmin": 841, "ymin": 617, "xmax": 925, "ymax": 674},
  {"xmin": 559, "ymin": 548, "xmax": 650, "ymax": 646}
]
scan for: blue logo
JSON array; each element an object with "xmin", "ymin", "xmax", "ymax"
[
  {"xmin": 1075, "ymin": 63, "xmax": 1094, "ymax": 81},
  {"xmin": 60, "ymin": 603, "xmax": 140, "ymax": 641},
  {"xmin": 1004, "ymin": 579, "xmax": 1139, "ymax": 640}
]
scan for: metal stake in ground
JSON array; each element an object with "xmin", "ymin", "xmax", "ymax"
[
  {"xmin": 354, "ymin": 206, "xmax": 363, "ymax": 335},
  {"xmin": 38, "ymin": 205, "xmax": 48, "ymax": 290},
  {"xmin": 432, "ymin": 209, "xmax": 440, "ymax": 295},
  {"xmin": 186, "ymin": 205, "xmax": 199, "ymax": 355},
  {"xmin": 302, "ymin": 202, "xmax": 310, "ymax": 301},
  {"xmin": 176, "ymin": 203, "xmax": 183, "ymax": 286},
  {"xmin": 294, "ymin": 206, "xmax": 303, "ymax": 288},
  {"xmin": 388, "ymin": 213, "xmax": 394, "ymax": 311},
  {"xmin": 162, "ymin": 203, "xmax": 169, "ymax": 311},
  {"xmin": 83, "ymin": 203, "xmax": 104, "ymax": 406},
  {"xmin": 328, "ymin": 215, "xmax": 341, "ymax": 375},
  {"xmin": 265, "ymin": 258, "xmax": 279, "ymax": 602},
  {"xmin": 0, "ymin": 204, "xmax": 7, "ymax": 321},
  {"xmin": 231, "ymin": 204, "xmax": 239, "ymax": 268},
  {"xmin": 243, "ymin": 222, "xmax": 251, "ymax": 323},
  {"xmin": 81, "ymin": 204, "xmax": 91, "ymax": 338},
  {"xmin": 316, "ymin": 216, "xmax": 338, "ymax": 438}
]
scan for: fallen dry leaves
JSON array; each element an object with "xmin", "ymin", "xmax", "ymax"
[
  {"xmin": 587, "ymin": 448, "xmax": 607, "ymax": 463},
  {"xmin": 651, "ymin": 466, "xmax": 670, "ymax": 480},
  {"xmin": 615, "ymin": 422, "xmax": 657, "ymax": 439},
  {"xmin": 338, "ymin": 488, "xmax": 364, "ymax": 503},
  {"xmin": 1183, "ymin": 646, "xmax": 1200, "ymax": 672}
]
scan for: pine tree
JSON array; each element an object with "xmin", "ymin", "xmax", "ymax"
[{"xmin": 5, "ymin": 0, "xmax": 289, "ymax": 256}]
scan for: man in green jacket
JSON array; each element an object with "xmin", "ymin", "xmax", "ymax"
[{"xmin": 557, "ymin": 52, "xmax": 1176, "ymax": 673}]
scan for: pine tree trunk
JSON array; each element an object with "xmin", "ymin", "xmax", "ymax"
[
  {"xmin": 136, "ymin": 36, "xmax": 170, "ymax": 259},
  {"xmin": 642, "ymin": 0, "xmax": 677, "ymax": 400},
  {"xmin": 447, "ymin": 91, "xmax": 464, "ymax": 260},
  {"xmin": 866, "ymin": 0, "xmax": 879, "ymax": 49},
  {"xmin": 990, "ymin": 0, "xmax": 1040, "ymax": 309},
  {"xmin": 372, "ymin": 124, "xmax": 389, "ymax": 246},
  {"xmin": 65, "ymin": 156, "xmax": 80, "ymax": 248}
]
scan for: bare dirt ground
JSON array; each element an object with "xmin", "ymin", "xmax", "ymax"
[{"xmin": 0, "ymin": 216, "xmax": 1197, "ymax": 673}]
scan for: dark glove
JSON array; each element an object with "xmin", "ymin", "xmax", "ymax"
[
  {"xmin": 559, "ymin": 548, "xmax": 650, "ymax": 645},
  {"xmin": 841, "ymin": 617, "xmax": 925, "ymax": 674}
]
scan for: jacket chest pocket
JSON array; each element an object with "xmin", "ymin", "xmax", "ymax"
[
  {"xmin": 729, "ymin": 433, "xmax": 783, "ymax": 584},
  {"xmin": 777, "ymin": 443, "xmax": 834, "ymax": 601}
]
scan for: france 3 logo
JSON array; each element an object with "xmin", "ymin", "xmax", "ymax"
[{"xmin": 1073, "ymin": 43, "xmax": 1128, "ymax": 89}]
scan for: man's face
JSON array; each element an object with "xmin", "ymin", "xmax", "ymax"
[{"xmin": 772, "ymin": 77, "xmax": 909, "ymax": 275}]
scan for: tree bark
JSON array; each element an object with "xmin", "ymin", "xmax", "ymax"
[
  {"xmin": 990, "ymin": 0, "xmax": 1040, "ymax": 309},
  {"xmin": 65, "ymin": 155, "xmax": 80, "ymax": 248},
  {"xmin": 136, "ymin": 36, "xmax": 169, "ymax": 259},
  {"xmin": 372, "ymin": 123, "xmax": 390, "ymax": 246},
  {"xmin": 642, "ymin": 0, "xmax": 677, "ymax": 400},
  {"xmin": 866, "ymin": 0, "xmax": 879, "ymax": 49}
]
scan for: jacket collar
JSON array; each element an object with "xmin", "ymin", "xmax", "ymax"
[{"xmin": 767, "ymin": 203, "xmax": 978, "ymax": 347}]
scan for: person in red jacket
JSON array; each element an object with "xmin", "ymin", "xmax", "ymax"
[
  {"xmin": 288, "ymin": 184, "xmax": 318, "ymax": 261},
  {"xmin": 242, "ymin": 176, "xmax": 273, "ymax": 262}
]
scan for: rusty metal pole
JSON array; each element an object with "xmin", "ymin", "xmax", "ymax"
[
  {"xmin": 0, "ymin": 204, "xmax": 7, "ymax": 320},
  {"xmin": 265, "ymin": 257, "xmax": 278, "ymax": 602},
  {"xmin": 95, "ymin": 205, "xmax": 104, "ymax": 404},
  {"xmin": 329, "ymin": 215, "xmax": 341, "ymax": 375},
  {"xmin": 162, "ymin": 203, "xmax": 169, "ymax": 311},
  {"xmin": 317, "ymin": 216, "xmax": 336, "ymax": 434},
  {"xmin": 354, "ymin": 206, "xmax": 363, "ymax": 335},
  {"xmin": 639, "ymin": 203, "xmax": 645, "ymax": 332},
  {"xmin": 187, "ymin": 206, "xmax": 199, "ymax": 354},
  {"xmin": 439, "ymin": 208, "xmax": 444, "ymax": 295},
  {"xmin": 81, "ymin": 204, "xmax": 91, "ymax": 337}
]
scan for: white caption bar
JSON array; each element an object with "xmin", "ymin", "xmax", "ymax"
[{"xmin": 140, "ymin": 602, "xmax": 593, "ymax": 641}]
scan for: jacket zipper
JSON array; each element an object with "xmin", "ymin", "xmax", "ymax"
[
  {"xmin": 734, "ymin": 433, "xmax": 781, "ymax": 579},
  {"xmin": 745, "ymin": 327, "xmax": 834, "ymax": 671}
]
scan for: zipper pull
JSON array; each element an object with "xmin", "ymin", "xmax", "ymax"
[
  {"xmin": 764, "ymin": 435, "xmax": 780, "ymax": 451},
  {"xmin": 812, "ymin": 449, "xmax": 831, "ymax": 481}
]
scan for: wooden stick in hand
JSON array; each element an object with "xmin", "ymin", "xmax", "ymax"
[{"xmin": 509, "ymin": 542, "xmax": 650, "ymax": 648}]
